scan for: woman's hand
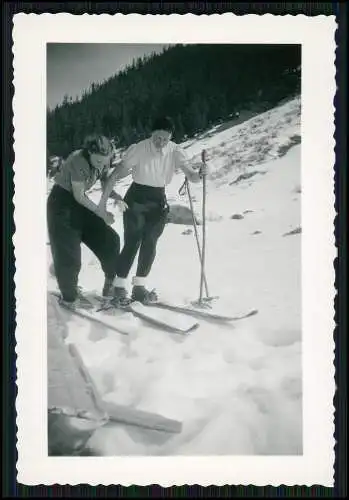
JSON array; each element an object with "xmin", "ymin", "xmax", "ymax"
[
  {"xmin": 103, "ymin": 211, "xmax": 115, "ymax": 225},
  {"xmin": 114, "ymin": 200, "xmax": 128, "ymax": 212}
]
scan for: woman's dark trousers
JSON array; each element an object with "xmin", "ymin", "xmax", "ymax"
[
  {"xmin": 117, "ymin": 183, "xmax": 168, "ymax": 279},
  {"xmin": 47, "ymin": 185, "xmax": 120, "ymax": 301}
]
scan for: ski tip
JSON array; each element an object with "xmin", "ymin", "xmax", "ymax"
[
  {"xmin": 172, "ymin": 322, "xmax": 200, "ymax": 335},
  {"xmin": 247, "ymin": 309, "xmax": 259, "ymax": 317}
]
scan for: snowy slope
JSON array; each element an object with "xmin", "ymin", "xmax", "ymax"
[{"xmin": 47, "ymin": 96, "xmax": 302, "ymax": 455}]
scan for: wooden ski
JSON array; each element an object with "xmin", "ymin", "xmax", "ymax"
[
  {"xmin": 50, "ymin": 290, "xmax": 199, "ymax": 335},
  {"xmin": 127, "ymin": 301, "xmax": 199, "ymax": 334},
  {"xmin": 147, "ymin": 301, "xmax": 258, "ymax": 322},
  {"xmin": 49, "ymin": 291, "xmax": 138, "ymax": 336}
]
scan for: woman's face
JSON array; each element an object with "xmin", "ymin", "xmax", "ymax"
[
  {"xmin": 151, "ymin": 130, "xmax": 172, "ymax": 150},
  {"xmin": 89, "ymin": 152, "xmax": 111, "ymax": 172}
]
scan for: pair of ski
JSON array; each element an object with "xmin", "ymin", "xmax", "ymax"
[{"xmin": 49, "ymin": 290, "xmax": 258, "ymax": 336}]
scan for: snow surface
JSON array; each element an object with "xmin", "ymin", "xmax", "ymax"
[{"xmin": 47, "ymin": 95, "xmax": 302, "ymax": 455}]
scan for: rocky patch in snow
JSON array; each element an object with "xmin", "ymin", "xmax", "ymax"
[
  {"xmin": 229, "ymin": 171, "xmax": 267, "ymax": 186},
  {"xmin": 166, "ymin": 204, "xmax": 199, "ymax": 225},
  {"xmin": 277, "ymin": 134, "xmax": 301, "ymax": 158},
  {"xmin": 283, "ymin": 227, "xmax": 302, "ymax": 237},
  {"xmin": 292, "ymin": 184, "xmax": 302, "ymax": 194}
]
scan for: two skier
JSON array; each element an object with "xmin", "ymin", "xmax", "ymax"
[{"xmin": 47, "ymin": 116, "xmax": 207, "ymax": 309}]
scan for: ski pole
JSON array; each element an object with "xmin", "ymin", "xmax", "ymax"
[
  {"xmin": 199, "ymin": 149, "xmax": 207, "ymax": 303},
  {"xmin": 185, "ymin": 178, "xmax": 210, "ymax": 298}
]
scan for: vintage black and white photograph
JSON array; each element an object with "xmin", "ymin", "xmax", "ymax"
[
  {"xmin": 46, "ymin": 41, "xmax": 303, "ymax": 457},
  {"xmin": 14, "ymin": 14, "xmax": 336, "ymax": 486}
]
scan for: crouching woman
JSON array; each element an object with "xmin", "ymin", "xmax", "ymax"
[{"xmin": 47, "ymin": 134, "xmax": 127, "ymax": 309}]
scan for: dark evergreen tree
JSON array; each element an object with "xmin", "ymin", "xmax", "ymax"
[{"xmin": 47, "ymin": 44, "xmax": 301, "ymax": 158}]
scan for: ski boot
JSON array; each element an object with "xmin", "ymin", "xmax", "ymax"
[
  {"xmin": 110, "ymin": 286, "xmax": 132, "ymax": 308},
  {"xmin": 131, "ymin": 286, "xmax": 158, "ymax": 305},
  {"xmin": 59, "ymin": 293, "xmax": 94, "ymax": 311}
]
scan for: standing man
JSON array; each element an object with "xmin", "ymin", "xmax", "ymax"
[
  {"xmin": 47, "ymin": 134, "xmax": 127, "ymax": 309},
  {"xmin": 99, "ymin": 116, "xmax": 207, "ymax": 305}
]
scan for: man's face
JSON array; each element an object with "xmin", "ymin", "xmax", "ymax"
[{"xmin": 151, "ymin": 130, "xmax": 172, "ymax": 150}]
